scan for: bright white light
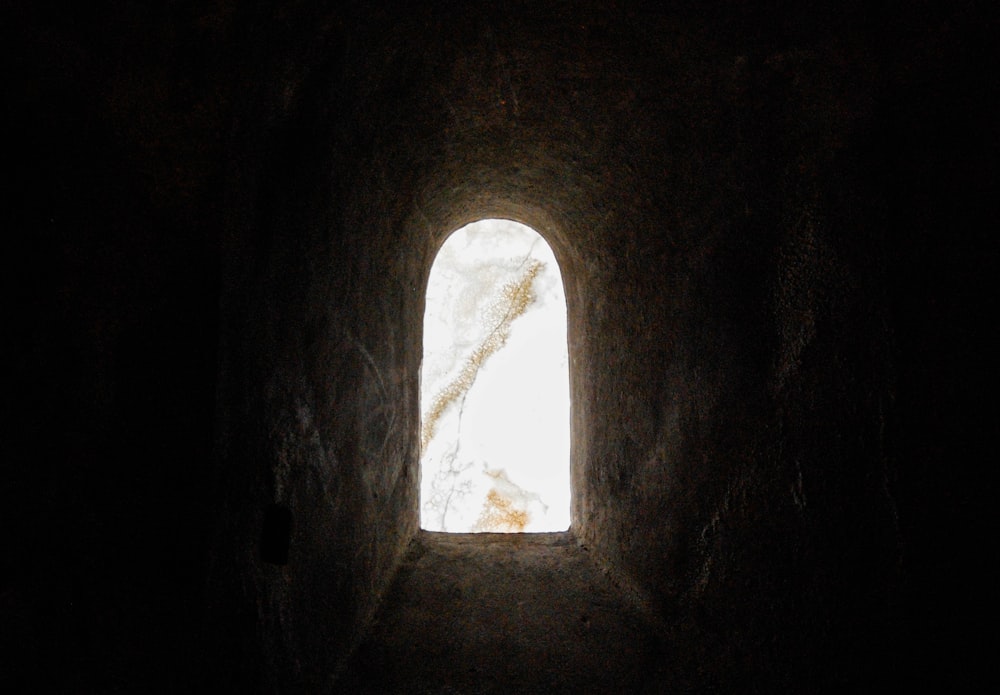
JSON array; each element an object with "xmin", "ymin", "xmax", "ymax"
[{"xmin": 420, "ymin": 219, "xmax": 570, "ymax": 532}]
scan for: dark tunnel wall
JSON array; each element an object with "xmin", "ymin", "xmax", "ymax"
[
  {"xmin": 3, "ymin": 1, "xmax": 993, "ymax": 692},
  {"xmin": 4, "ymin": 1, "xmax": 230, "ymax": 689},
  {"xmin": 209, "ymin": 10, "xmax": 427, "ymax": 682}
]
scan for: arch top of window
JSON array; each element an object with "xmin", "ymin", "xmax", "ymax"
[{"xmin": 419, "ymin": 219, "xmax": 570, "ymax": 533}]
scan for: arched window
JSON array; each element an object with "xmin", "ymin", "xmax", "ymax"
[{"xmin": 420, "ymin": 219, "xmax": 570, "ymax": 532}]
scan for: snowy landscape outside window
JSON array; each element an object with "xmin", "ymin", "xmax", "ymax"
[{"xmin": 420, "ymin": 219, "xmax": 570, "ymax": 533}]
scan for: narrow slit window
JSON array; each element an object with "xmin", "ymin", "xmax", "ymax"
[{"xmin": 420, "ymin": 219, "xmax": 570, "ymax": 533}]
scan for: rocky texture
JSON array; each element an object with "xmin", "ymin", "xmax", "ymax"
[
  {"xmin": 337, "ymin": 532, "xmax": 658, "ymax": 694},
  {"xmin": 3, "ymin": 1, "xmax": 993, "ymax": 693}
]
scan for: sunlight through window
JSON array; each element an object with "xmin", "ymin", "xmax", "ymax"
[{"xmin": 420, "ymin": 219, "xmax": 570, "ymax": 532}]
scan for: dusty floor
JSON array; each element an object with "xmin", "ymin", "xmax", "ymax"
[{"xmin": 335, "ymin": 532, "xmax": 661, "ymax": 694}]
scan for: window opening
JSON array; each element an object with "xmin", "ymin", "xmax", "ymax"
[{"xmin": 420, "ymin": 219, "xmax": 570, "ymax": 532}]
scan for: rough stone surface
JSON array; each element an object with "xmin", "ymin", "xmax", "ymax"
[
  {"xmin": 337, "ymin": 532, "xmax": 658, "ymax": 694},
  {"xmin": 3, "ymin": 1, "xmax": 993, "ymax": 693}
]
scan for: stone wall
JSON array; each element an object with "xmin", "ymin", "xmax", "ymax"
[{"xmin": 4, "ymin": 1, "xmax": 991, "ymax": 692}]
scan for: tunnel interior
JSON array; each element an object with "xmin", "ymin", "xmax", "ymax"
[{"xmin": 4, "ymin": 1, "xmax": 992, "ymax": 692}]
